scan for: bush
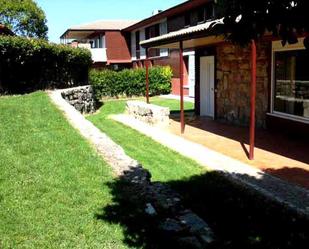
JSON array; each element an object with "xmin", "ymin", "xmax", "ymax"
[
  {"xmin": 90, "ymin": 66, "xmax": 172, "ymax": 100},
  {"xmin": 0, "ymin": 36, "xmax": 92, "ymax": 93}
]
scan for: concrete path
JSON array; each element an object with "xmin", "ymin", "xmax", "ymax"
[
  {"xmin": 48, "ymin": 90, "xmax": 141, "ymax": 176},
  {"xmin": 160, "ymin": 94, "xmax": 195, "ymax": 103},
  {"xmin": 112, "ymin": 114, "xmax": 309, "ymax": 217}
]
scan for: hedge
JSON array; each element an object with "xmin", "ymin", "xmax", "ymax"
[
  {"xmin": 0, "ymin": 36, "xmax": 92, "ymax": 93},
  {"xmin": 90, "ymin": 66, "xmax": 172, "ymax": 99}
]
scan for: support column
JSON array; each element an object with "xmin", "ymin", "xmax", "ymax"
[
  {"xmin": 179, "ymin": 41, "xmax": 185, "ymax": 134},
  {"xmin": 249, "ymin": 39, "xmax": 257, "ymax": 160},
  {"xmin": 145, "ymin": 49, "xmax": 150, "ymax": 104}
]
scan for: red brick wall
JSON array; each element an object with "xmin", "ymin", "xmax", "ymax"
[
  {"xmin": 171, "ymin": 78, "xmax": 189, "ymax": 96},
  {"xmin": 105, "ymin": 31, "xmax": 131, "ymax": 62}
]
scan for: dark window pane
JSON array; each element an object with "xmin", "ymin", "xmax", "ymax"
[
  {"xmin": 274, "ymin": 50, "xmax": 309, "ymax": 119},
  {"xmin": 135, "ymin": 31, "xmax": 140, "ymax": 59}
]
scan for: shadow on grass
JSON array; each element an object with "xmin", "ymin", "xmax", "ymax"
[{"xmin": 96, "ymin": 170, "xmax": 309, "ymax": 249}]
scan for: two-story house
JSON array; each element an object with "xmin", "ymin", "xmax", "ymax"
[{"xmin": 60, "ymin": 20, "xmax": 137, "ymax": 70}]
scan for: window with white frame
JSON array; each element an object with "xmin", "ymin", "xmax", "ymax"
[
  {"xmin": 272, "ymin": 39, "xmax": 309, "ymax": 120},
  {"xmin": 131, "ymin": 32, "xmax": 136, "ymax": 60},
  {"xmin": 159, "ymin": 21, "xmax": 169, "ymax": 57}
]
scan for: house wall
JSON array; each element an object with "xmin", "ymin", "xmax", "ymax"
[
  {"xmin": 215, "ymin": 41, "xmax": 271, "ymax": 127},
  {"xmin": 105, "ymin": 31, "xmax": 131, "ymax": 63}
]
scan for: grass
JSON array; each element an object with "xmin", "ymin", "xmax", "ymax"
[
  {"xmin": 0, "ymin": 92, "xmax": 129, "ymax": 248},
  {"xmin": 88, "ymin": 96, "xmax": 309, "ymax": 249},
  {"xmin": 87, "ymin": 97, "xmax": 203, "ymax": 182}
]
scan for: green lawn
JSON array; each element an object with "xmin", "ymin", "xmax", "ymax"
[
  {"xmin": 0, "ymin": 92, "xmax": 128, "ymax": 248},
  {"xmin": 87, "ymin": 97, "xmax": 203, "ymax": 182},
  {"xmin": 87, "ymin": 97, "xmax": 309, "ymax": 249}
]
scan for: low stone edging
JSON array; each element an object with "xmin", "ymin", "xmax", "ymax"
[
  {"xmin": 126, "ymin": 100, "xmax": 170, "ymax": 127},
  {"xmin": 61, "ymin": 85, "xmax": 97, "ymax": 114}
]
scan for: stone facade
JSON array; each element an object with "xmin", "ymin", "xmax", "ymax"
[
  {"xmin": 216, "ymin": 41, "xmax": 270, "ymax": 127},
  {"xmin": 61, "ymin": 85, "xmax": 97, "ymax": 114},
  {"xmin": 126, "ymin": 101, "xmax": 170, "ymax": 127}
]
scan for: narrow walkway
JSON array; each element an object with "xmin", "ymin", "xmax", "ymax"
[
  {"xmin": 112, "ymin": 114, "xmax": 309, "ymax": 217},
  {"xmin": 48, "ymin": 90, "xmax": 140, "ymax": 176},
  {"xmin": 48, "ymin": 90, "xmax": 215, "ymax": 246},
  {"xmin": 160, "ymin": 94, "xmax": 195, "ymax": 103}
]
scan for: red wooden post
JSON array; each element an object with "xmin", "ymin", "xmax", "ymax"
[
  {"xmin": 179, "ymin": 41, "xmax": 185, "ymax": 134},
  {"xmin": 249, "ymin": 39, "xmax": 257, "ymax": 160},
  {"xmin": 145, "ymin": 49, "xmax": 150, "ymax": 104}
]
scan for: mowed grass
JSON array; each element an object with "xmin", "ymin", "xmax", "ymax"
[
  {"xmin": 0, "ymin": 92, "xmax": 128, "ymax": 248},
  {"xmin": 87, "ymin": 97, "xmax": 203, "ymax": 182}
]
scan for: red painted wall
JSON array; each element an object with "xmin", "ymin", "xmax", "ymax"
[{"xmin": 105, "ymin": 31, "xmax": 131, "ymax": 63}]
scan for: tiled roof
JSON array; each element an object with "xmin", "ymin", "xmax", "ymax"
[
  {"xmin": 69, "ymin": 20, "xmax": 139, "ymax": 31},
  {"xmin": 140, "ymin": 18, "xmax": 224, "ymax": 47}
]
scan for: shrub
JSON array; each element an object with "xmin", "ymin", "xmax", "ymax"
[
  {"xmin": 90, "ymin": 66, "xmax": 172, "ymax": 100},
  {"xmin": 0, "ymin": 36, "xmax": 92, "ymax": 93}
]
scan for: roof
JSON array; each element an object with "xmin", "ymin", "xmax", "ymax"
[
  {"xmin": 61, "ymin": 20, "xmax": 138, "ymax": 39},
  {"xmin": 123, "ymin": 0, "xmax": 212, "ymax": 32},
  {"xmin": 140, "ymin": 18, "xmax": 224, "ymax": 48},
  {"xmin": 0, "ymin": 24, "xmax": 14, "ymax": 36},
  {"xmin": 70, "ymin": 20, "xmax": 138, "ymax": 31}
]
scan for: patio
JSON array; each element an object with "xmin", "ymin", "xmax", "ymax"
[{"xmin": 168, "ymin": 114, "xmax": 309, "ymax": 189}]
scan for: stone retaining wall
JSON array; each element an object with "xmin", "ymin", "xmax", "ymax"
[
  {"xmin": 126, "ymin": 101, "xmax": 170, "ymax": 127},
  {"xmin": 216, "ymin": 41, "xmax": 270, "ymax": 127},
  {"xmin": 61, "ymin": 85, "xmax": 96, "ymax": 114}
]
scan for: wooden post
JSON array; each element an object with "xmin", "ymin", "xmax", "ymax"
[
  {"xmin": 179, "ymin": 41, "xmax": 185, "ymax": 134},
  {"xmin": 249, "ymin": 39, "xmax": 257, "ymax": 160},
  {"xmin": 145, "ymin": 49, "xmax": 150, "ymax": 104}
]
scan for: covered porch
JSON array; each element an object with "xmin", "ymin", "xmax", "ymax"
[
  {"xmin": 167, "ymin": 113, "xmax": 309, "ymax": 189},
  {"xmin": 140, "ymin": 19, "xmax": 309, "ymax": 189}
]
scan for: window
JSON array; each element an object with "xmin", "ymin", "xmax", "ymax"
[
  {"xmin": 135, "ymin": 31, "xmax": 140, "ymax": 59},
  {"xmin": 184, "ymin": 13, "xmax": 191, "ymax": 27},
  {"xmin": 205, "ymin": 3, "xmax": 215, "ymax": 20},
  {"xmin": 146, "ymin": 24, "xmax": 160, "ymax": 57},
  {"xmin": 273, "ymin": 49, "xmax": 309, "ymax": 119},
  {"xmin": 197, "ymin": 7, "xmax": 205, "ymax": 23},
  {"xmin": 159, "ymin": 21, "xmax": 169, "ymax": 57}
]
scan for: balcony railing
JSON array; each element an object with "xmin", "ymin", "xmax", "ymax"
[{"xmin": 90, "ymin": 48, "xmax": 107, "ymax": 63}]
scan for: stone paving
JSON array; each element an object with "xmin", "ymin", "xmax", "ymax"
[
  {"xmin": 112, "ymin": 114, "xmax": 309, "ymax": 218},
  {"xmin": 48, "ymin": 89, "xmax": 214, "ymax": 248}
]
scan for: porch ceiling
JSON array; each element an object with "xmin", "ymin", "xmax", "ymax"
[{"xmin": 61, "ymin": 30, "xmax": 96, "ymax": 40}]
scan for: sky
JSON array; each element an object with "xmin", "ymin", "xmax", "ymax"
[{"xmin": 35, "ymin": 0, "xmax": 186, "ymax": 43}]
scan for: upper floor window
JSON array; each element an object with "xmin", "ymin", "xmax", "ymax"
[
  {"xmin": 135, "ymin": 31, "xmax": 140, "ymax": 59},
  {"xmin": 184, "ymin": 13, "xmax": 191, "ymax": 27},
  {"xmin": 197, "ymin": 3, "xmax": 215, "ymax": 23}
]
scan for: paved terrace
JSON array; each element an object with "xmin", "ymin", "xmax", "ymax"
[{"xmin": 168, "ymin": 116, "xmax": 309, "ymax": 189}]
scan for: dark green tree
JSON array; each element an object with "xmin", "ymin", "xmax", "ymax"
[
  {"xmin": 216, "ymin": 0, "xmax": 309, "ymax": 47},
  {"xmin": 0, "ymin": 0, "xmax": 48, "ymax": 39}
]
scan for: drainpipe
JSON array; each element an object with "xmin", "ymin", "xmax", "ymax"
[
  {"xmin": 145, "ymin": 48, "xmax": 150, "ymax": 104},
  {"xmin": 179, "ymin": 41, "xmax": 185, "ymax": 134},
  {"xmin": 249, "ymin": 39, "xmax": 257, "ymax": 160}
]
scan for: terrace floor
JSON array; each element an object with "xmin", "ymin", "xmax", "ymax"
[{"xmin": 168, "ymin": 115, "xmax": 309, "ymax": 189}]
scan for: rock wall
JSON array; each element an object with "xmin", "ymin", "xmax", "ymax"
[
  {"xmin": 61, "ymin": 85, "xmax": 96, "ymax": 114},
  {"xmin": 216, "ymin": 41, "xmax": 270, "ymax": 127},
  {"xmin": 126, "ymin": 101, "xmax": 170, "ymax": 127}
]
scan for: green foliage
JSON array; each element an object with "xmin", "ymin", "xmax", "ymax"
[
  {"xmin": 0, "ymin": 36, "xmax": 92, "ymax": 93},
  {"xmin": 90, "ymin": 66, "xmax": 172, "ymax": 99},
  {"xmin": 0, "ymin": 0, "xmax": 48, "ymax": 39},
  {"xmin": 217, "ymin": 0, "xmax": 309, "ymax": 46}
]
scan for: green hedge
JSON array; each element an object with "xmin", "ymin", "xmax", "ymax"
[
  {"xmin": 90, "ymin": 66, "xmax": 172, "ymax": 99},
  {"xmin": 0, "ymin": 36, "xmax": 92, "ymax": 93}
]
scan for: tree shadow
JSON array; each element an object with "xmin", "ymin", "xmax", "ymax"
[{"xmin": 96, "ymin": 168, "xmax": 309, "ymax": 249}]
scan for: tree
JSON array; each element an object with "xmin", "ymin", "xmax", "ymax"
[
  {"xmin": 0, "ymin": 0, "xmax": 48, "ymax": 39},
  {"xmin": 216, "ymin": 0, "xmax": 309, "ymax": 47}
]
